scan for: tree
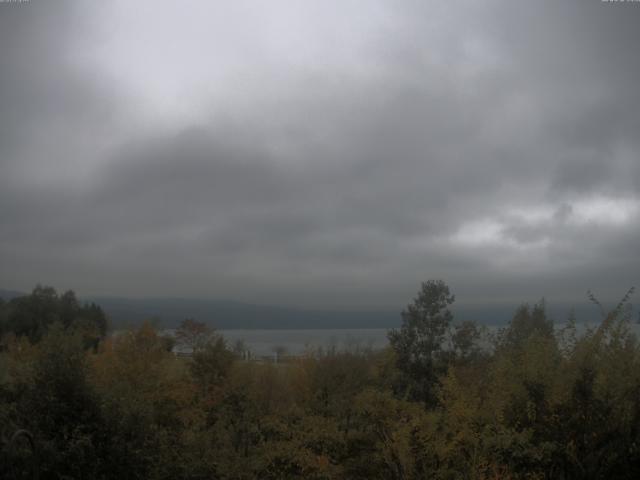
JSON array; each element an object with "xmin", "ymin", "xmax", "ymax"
[
  {"xmin": 89, "ymin": 322, "xmax": 197, "ymax": 479},
  {"xmin": 451, "ymin": 320, "xmax": 482, "ymax": 362},
  {"xmin": 388, "ymin": 279, "xmax": 455, "ymax": 406},
  {"xmin": 190, "ymin": 335, "xmax": 235, "ymax": 394},
  {"xmin": 0, "ymin": 297, "xmax": 7, "ymax": 341},
  {"xmin": 20, "ymin": 323, "xmax": 105, "ymax": 478},
  {"xmin": 499, "ymin": 300, "xmax": 553, "ymax": 351},
  {"xmin": 175, "ymin": 318, "xmax": 212, "ymax": 354},
  {"xmin": 3, "ymin": 286, "xmax": 108, "ymax": 345},
  {"xmin": 232, "ymin": 338, "xmax": 248, "ymax": 358},
  {"xmin": 6, "ymin": 285, "xmax": 59, "ymax": 342}
]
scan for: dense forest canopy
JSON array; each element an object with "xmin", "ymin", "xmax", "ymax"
[
  {"xmin": 1, "ymin": 282, "xmax": 639, "ymax": 479},
  {"xmin": 0, "ymin": 286, "xmax": 107, "ymax": 344}
]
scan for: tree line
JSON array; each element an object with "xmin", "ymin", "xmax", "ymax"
[{"xmin": 1, "ymin": 281, "xmax": 639, "ymax": 479}]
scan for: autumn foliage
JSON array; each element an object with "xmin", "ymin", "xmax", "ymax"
[{"xmin": 1, "ymin": 284, "xmax": 639, "ymax": 479}]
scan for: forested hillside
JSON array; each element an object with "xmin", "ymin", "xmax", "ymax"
[{"xmin": 1, "ymin": 282, "xmax": 639, "ymax": 479}]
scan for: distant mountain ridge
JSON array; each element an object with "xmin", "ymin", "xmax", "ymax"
[
  {"xmin": 1, "ymin": 288, "xmax": 607, "ymax": 329},
  {"xmin": 87, "ymin": 296, "xmax": 401, "ymax": 330},
  {"xmin": 91, "ymin": 297, "xmax": 581, "ymax": 330}
]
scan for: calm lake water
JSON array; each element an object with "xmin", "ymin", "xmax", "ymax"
[
  {"xmin": 219, "ymin": 322, "xmax": 640, "ymax": 357},
  {"xmin": 219, "ymin": 328, "xmax": 389, "ymax": 356}
]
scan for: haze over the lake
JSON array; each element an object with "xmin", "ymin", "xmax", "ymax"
[{"xmin": 1, "ymin": 0, "xmax": 639, "ymax": 309}]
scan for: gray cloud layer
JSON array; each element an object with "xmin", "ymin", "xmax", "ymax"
[{"xmin": 1, "ymin": 0, "xmax": 639, "ymax": 309}]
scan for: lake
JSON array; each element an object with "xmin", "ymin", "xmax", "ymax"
[
  {"xmin": 218, "ymin": 328, "xmax": 390, "ymax": 357},
  {"xmin": 186, "ymin": 321, "xmax": 640, "ymax": 358}
]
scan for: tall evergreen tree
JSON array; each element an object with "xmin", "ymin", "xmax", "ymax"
[{"xmin": 388, "ymin": 279, "xmax": 455, "ymax": 406}]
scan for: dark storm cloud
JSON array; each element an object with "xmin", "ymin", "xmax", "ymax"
[{"xmin": 1, "ymin": 0, "xmax": 639, "ymax": 308}]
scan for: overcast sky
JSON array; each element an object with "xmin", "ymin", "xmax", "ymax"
[{"xmin": 1, "ymin": 0, "xmax": 639, "ymax": 309}]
